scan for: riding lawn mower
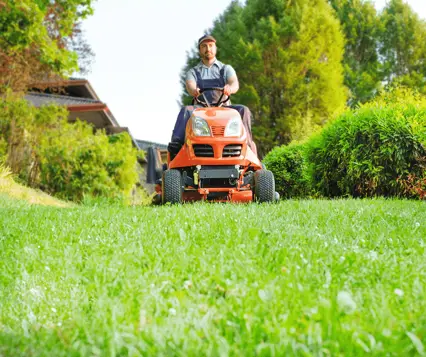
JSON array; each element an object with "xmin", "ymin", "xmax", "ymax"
[{"xmin": 153, "ymin": 88, "xmax": 277, "ymax": 204}]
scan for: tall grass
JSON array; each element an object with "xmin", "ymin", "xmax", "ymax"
[{"xmin": 0, "ymin": 164, "xmax": 71, "ymax": 207}]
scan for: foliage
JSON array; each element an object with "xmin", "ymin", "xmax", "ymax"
[
  {"xmin": 263, "ymin": 142, "xmax": 312, "ymax": 198},
  {"xmin": 0, "ymin": 0, "xmax": 95, "ymax": 91},
  {"xmin": 328, "ymin": 0, "xmax": 381, "ymax": 107},
  {"xmin": 379, "ymin": 0, "xmax": 426, "ymax": 95},
  {"xmin": 398, "ymin": 173, "xmax": 426, "ymax": 200},
  {"xmin": 1, "ymin": 199, "xmax": 425, "ymax": 355},
  {"xmin": 306, "ymin": 103, "xmax": 426, "ymax": 197},
  {"xmin": 39, "ymin": 126, "xmax": 139, "ymax": 202},
  {"xmin": 329, "ymin": 0, "xmax": 426, "ymax": 105},
  {"xmin": 0, "ymin": 163, "xmax": 12, "ymax": 180},
  {"xmin": 0, "ymin": 91, "xmax": 40, "ymax": 181},
  {"xmin": 362, "ymin": 86, "xmax": 426, "ymax": 146},
  {"xmin": 181, "ymin": 0, "xmax": 347, "ymax": 156},
  {"xmin": 0, "ymin": 93, "xmax": 140, "ymax": 202},
  {"xmin": 0, "ymin": 163, "xmax": 71, "ymax": 207}
]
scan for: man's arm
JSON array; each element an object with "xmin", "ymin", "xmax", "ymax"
[
  {"xmin": 186, "ymin": 79, "xmax": 200, "ymax": 98},
  {"xmin": 224, "ymin": 75, "xmax": 239, "ymax": 96}
]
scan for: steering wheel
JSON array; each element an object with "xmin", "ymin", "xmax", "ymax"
[{"xmin": 192, "ymin": 87, "xmax": 230, "ymax": 107}]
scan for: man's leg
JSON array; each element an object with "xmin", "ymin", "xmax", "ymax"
[
  {"xmin": 171, "ymin": 105, "xmax": 195, "ymax": 143},
  {"xmin": 169, "ymin": 105, "xmax": 195, "ymax": 155},
  {"xmin": 227, "ymin": 104, "xmax": 258, "ymax": 156}
]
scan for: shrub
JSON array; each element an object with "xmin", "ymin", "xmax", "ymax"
[
  {"xmin": 263, "ymin": 142, "xmax": 312, "ymax": 198},
  {"xmin": 362, "ymin": 86, "xmax": 426, "ymax": 146},
  {"xmin": 398, "ymin": 173, "xmax": 426, "ymax": 200},
  {"xmin": 39, "ymin": 122, "xmax": 139, "ymax": 202},
  {"xmin": 306, "ymin": 105, "xmax": 426, "ymax": 197},
  {"xmin": 0, "ymin": 93, "xmax": 140, "ymax": 203},
  {"xmin": 0, "ymin": 91, "xmax": 38, "ymax": 179}
]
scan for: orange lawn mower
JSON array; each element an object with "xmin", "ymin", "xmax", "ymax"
[{"xmin": 155, "ymin": 88, "xmax": 277, "ymax": 204}]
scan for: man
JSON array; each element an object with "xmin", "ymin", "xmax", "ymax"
[{"xmin": 169, "ymin": 34, "xmax": 257, "ymax": 156}]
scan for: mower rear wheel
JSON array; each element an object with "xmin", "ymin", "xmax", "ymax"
[
  {"xmin": 162, "ymin": 169, "xmax": 182, "ymax": 204},
  {"xmin": 254, "ymin": 170, "xmax": 275, "ymax": 203}
]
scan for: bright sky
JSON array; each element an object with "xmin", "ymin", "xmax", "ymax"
[{"xmin": 82, "ymin": 0, "xmax": 426, "ymax": 145}]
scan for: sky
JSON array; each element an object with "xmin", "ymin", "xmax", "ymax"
[{"xmin": 82, "ymin": 0, "xmax": 426, "ymax": 145}]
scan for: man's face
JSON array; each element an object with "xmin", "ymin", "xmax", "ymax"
[{"xmin": 199, "ymin": 40, "xmax": 217, "ymax": 61}]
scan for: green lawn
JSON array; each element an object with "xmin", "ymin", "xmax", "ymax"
[{"xmin": 1, "ymin": 198, "xmax": 425, "ymax": 356}]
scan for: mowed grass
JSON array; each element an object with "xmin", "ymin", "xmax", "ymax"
[{"xmin": 0, "ymin": 198, "xmax": 425, "ymax": 356}]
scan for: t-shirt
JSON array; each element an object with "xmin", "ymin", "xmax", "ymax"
[{"xmin": 185, "ymin": 59, "xmax": 237, "ymax": 84}]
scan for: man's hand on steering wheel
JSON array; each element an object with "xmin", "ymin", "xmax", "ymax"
[
  {"xmin": 223, "ymin": 84, "xmax": 232, "ymax": 97},
  {"xmin": 193, "ymin": 87, "xmax": 230, "ymax": 107},
  {"xmin": 192, "ymin": 88, "xmax": 201, "ymax": 98}
]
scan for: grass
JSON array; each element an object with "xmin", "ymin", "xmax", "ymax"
[
  {"xmin": 0, "ymin": 198, "xmax": 425, "ymax": 356},
  {"xmin": 0, "ymin": 165, "xmax": 71, "ymax": 208}
]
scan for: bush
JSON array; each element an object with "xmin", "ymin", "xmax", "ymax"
[
  {"xmin": 263, "ymin": 142, "xmax": 312, "ymax": 198},
  {"xmin": 0, "ymin": 93, "xmax": 141, "ymax": 203},
  {"xmin": 0, "ymin": 92, "xmax": 38, "ymax": 179},
  {"xmin": 306, "ymin": 104, "xmax": 426, "ymax": 197},
  {"xmin": 362, "ymin": 86, "xmax": 426, "ymax": 146},
  {"xmin": 39, "ymin": 123, "xmax": 139, "ymax": 202}
]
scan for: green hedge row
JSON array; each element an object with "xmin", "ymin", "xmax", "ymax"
[{"xmin": 264, "ymin": 88, "xmax": 426, "ymax": 199}]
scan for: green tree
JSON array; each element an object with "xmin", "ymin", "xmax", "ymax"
[
  {"xmin": 180, "ymin": 0, "xmax": 347, "ymax": 156},
  {"xmin": 328, "ymin": 0, "xmax": 381, "ymax": 106},
  {"xmin": 0, "ymin": 0, "xmax": 94, "ymax": 91},
  {"xmin": 379, "ymin": 0, "xmax": 426, "ymax": 94}
]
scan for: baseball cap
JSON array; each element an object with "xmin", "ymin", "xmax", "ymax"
[{"xmin": 198, "ymin": 34, "xmax": 216, "ymax": 47}]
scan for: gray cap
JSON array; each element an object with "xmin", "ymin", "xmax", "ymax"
[{"xmin": 198, "ymin": 34, "xmax": 216, "ymax": 47}]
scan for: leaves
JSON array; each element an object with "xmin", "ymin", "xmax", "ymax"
[
  {"xmin": 0, "ymin": 94, "xmax": 139, "ymax": 202},
  {"xmin": 0, "ymin": 0, "xmax": 94, "ymax": 92},
  {"xmin": 329, "ymin": 0, "xmax": 381, "ymax": 106},
  {"xmin": 306, "ymin": 89, "xmax": 426, "ymax": 198}
]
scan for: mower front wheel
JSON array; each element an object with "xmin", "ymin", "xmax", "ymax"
[
  {"xmin": 162, "ymin": 169, "xmax": 182, "ymax": 204},
  {"xmin": 254, "ymin": 169, "xmax": 275, "ymax": 203}
]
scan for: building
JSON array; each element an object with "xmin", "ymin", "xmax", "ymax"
[{"xmin": 25, "ymin": 78, "xmax": 137, "ymax": 143}]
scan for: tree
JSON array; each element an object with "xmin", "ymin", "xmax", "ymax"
[
  {"xmin": 0, "ymin": 0, "xmax": 95, "ymax": 92},
  {"xmin": 379, "ymin": 0, "xmax": 426, "ymax": 94},
  {"xmin": 180, "ymin": 0, "xmax": 347, "ymax": 156},
  {"xmin": 66, "ymin": 21, "xmax": 96, "ymax": 77},
  {"xmin": 329, "ymin": 0, "xmax": 381, "ymax": 106}
]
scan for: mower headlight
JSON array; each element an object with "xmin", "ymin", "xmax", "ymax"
[
  {"xmin": 192, "ymin": 116, "xmax": 211, "ymax": 137},
  {"xmin": 224, "ymin": 117, "xmax": 242, "ymax": 137}
]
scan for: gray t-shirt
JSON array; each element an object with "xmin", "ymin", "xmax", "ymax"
[{"xmin": 186, "ymin": 60, "xmax": 237, "ymax": 85}]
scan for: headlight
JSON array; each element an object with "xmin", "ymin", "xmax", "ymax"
[
  {"xmin": 192, "ymin": 116, "xmax": 211, "ymax": 136},
  {"xmin": 224, "ymin": 117, "xmax": 242, "ymax": 137}
]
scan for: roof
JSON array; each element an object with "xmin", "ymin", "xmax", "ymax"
[
  {"xmin": 25, "ymin": 92, "xmax": 121, "ymax": 128},
  {"xmin": 31, "ymin": 78, "xmax": 101, "ymax": 101},
  {"xmin": 136, "ymin": 139, "xmax": 168, "ymax": 151},
  {"xmin": 25, "ymin": 80, "xmax": 139, "ymax": 149},
  {"xmin": 25, "ymin": 92, "xmax": 102, "ymax": 107}
]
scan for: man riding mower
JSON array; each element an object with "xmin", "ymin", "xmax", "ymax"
[{"xmin": 156, "ymin": 87, "xmax": 277, "ymax": 204}]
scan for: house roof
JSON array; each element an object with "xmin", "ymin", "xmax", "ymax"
[
  {"xmin": 24, "ymin": 92, "xmax": 139, "ymax": 148},
  {"xmin": 25, "ymin": 92, "xmax": 102, "ymax": 107},
  {"xmin": 136, "ymin": 139, "xmax": 168, "ymax": 151},
  {"xmin": 25, "ymin": 92, "xmax": 119, "ymax": 128},
  {"xmin": 31, "ymin": 78, "xmax": 101, "ymax": 101},
  {"xmin": 26, "ymin": 79, "xmax": 152, "ymax": 152}
]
